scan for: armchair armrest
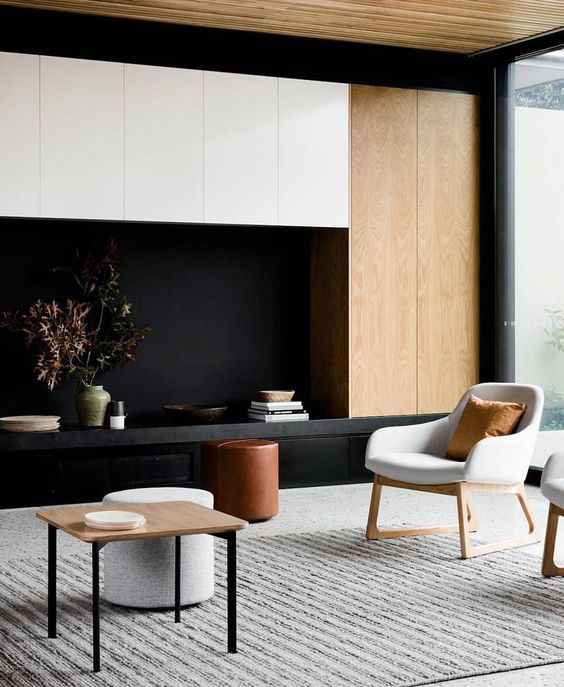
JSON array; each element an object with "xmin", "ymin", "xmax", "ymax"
[
  {"xmin": 463, "ymin": 426, "xmax": 538, "ymax": 484},
  {"xmin": 365, "ymin": 417, "xmax": 449, "ymax": 465}
]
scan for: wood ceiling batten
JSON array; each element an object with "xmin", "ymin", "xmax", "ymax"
[{"xmin": 2, "ymin": 0, "xmax": 564, "ymax": 53}]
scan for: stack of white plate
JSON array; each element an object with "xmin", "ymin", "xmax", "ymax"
[
  {"xmin": 0, "ymin": 415, "xmax": 60, "ymax": 432},
  {"xmin": 84, "ymin": 510, "xmax": 146, "ymax": 531}
]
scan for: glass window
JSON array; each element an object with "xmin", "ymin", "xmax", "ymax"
[{"xmin": 515, "ymin": 50, "xmax": 564, "ymax": 465}]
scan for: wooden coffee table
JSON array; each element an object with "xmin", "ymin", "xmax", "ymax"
[{"xmin": 36, "ymin": 501, "xmax": 248, "ymax": 672}]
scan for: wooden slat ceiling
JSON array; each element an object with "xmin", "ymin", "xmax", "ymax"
[{"xmin": 2, "ymin": 0, "xmax": 564, "ymax": 54}]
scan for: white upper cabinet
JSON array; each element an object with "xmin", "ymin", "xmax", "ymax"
[
  {"xmin": 1, "ymin": 53, "xmax": 350, "ymax": 226},
  {"xmin": 41, "ymin": 56, "xmax": 124, "ymax": 220},
  {"xmin": 279, "ymin": 78, "xmax": 349, "ymax": 227},
  {"xmin": 0, "ymin": 52, "xmax": 40, "ymax": 217},
  {"xmin": 125, "ymin": 64, "xmax": 203, "ymax": 223},
  {"xmin": 204, "ymin": 71, "xmax": 278, "ymax": 225}
]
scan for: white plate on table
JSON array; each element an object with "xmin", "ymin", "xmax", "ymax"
[{"xmin": 84, "ymin": 511, "xmax": 146, "ymax": 531}]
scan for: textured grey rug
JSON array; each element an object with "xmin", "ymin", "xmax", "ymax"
[{"xmin": 2, "ymin": 528, "xmax": 564, "ymax": 687}]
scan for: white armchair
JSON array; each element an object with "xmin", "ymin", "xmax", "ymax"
[
  {"xmin": 541, "ymin": 451, "xmax": 564, "ymax": 576},
  {"xmin": 365, "ymin": 382, "xmax": 544, "ymax": 559}
]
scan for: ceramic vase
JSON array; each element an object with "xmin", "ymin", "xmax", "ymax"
[{"xmin": 75, "ymin": 384, "xmax": 111, "ymax": 428}]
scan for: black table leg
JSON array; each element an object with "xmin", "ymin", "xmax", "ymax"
[
  {"xmin": 92, "ymin": 542, "xmax": 101, "ymax": 673},
  {"xmin": 175, "ymin": 536, "xmax": 181, "ymax": 623},
  {"xmin": 226, "ymin": 531, "xmax": 237, "ymax": 653},
  {"xmin": 48, "ymin": 525, "xmax": 57, "ymax": 639}
]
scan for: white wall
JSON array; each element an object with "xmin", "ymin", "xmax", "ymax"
[
  {"xmin": 531, "ymin": 431, "xmax": 564, "ymax": 468},
  {"xmin": 515, "ymin": 107, "xmax": 564, "ymax": 464},
  {"xmin": 515, "ymin": 108, "xmax": 564, "ymax": 395}
]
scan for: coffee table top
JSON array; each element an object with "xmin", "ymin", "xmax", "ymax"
[{"xmin": 36, "ymin": 501, "xmax": 248, "ymax": 543}]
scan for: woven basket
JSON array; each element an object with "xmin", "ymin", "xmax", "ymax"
[{"xmin": 257, "ymin": 390, "xmax": 295, "ymax": 402}]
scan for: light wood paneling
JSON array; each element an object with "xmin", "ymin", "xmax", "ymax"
[
  {"xmin": 310, "ymin": 229, "xmax": 349, "ymax": 418},
  {"xmin": 4, "ymin": 0, "xmax": 564, "ymax": 53},
  {"xmin": 417, "ymin": 91, "xmax": 480, "ymax": 414},
  {"xmin": 350, "ymin": 86, "xmax": 417, "ymax": 417}
]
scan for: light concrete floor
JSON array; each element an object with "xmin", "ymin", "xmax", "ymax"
[{"xmin": 2, "ymin": 482, "xmax": 564, "ymax": 686}]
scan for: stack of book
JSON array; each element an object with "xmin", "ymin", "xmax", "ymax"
[{"xmin": 248, "ymin": 400, "xmax": 309, "ymax": 422}]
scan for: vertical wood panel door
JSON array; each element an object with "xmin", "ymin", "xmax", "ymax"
[
  {"xmin": 0, "ymin": 52, "xmax": 40, "ymax": 217},
  {"xmin": 417, "ymin": 91, "xmax": 480, "ymax": 413},
  {"xmin": 125, "ymin": 64, "xmax": 203, "ymax": 223},
  {"xmin": 204, "ymin": 71, "xmax": 277, "ymax": 225},
  {"xmin": 279, "ymin": 78, "xmax": 349, "ymax": 228},
  {"xmin": 350, "ymin": 86, "xmax": 418, "ymax": 417},
  {"xmin": 41, "ymin": 56, "xmax": 124, "ymax": 220}
]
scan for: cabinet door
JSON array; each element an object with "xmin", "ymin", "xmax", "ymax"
[
  {"xmin": 0, "ymin": 52, "xmax": 40, "ymax": 217},
  {"xmin": 350, "ymin": 86, "xmax": 418, "ymax": 417},
  {"xmin": 278, "ymin": 437, "xmax": 349, "ymax": 487},
  {"xmin": 125, "ymin": 64, "xmax": 203, "ymax": 223},
  {"xmin": 417, "ymin": 91, "xmax": 479, "ymax": 413},
  {"xmin": 204, "ymin": 71, "xmax": 277, "ymax": 225},
  {"xmin": 41, "ymin": 56, "xmax": 124, "ymax": 220},
  {"xmin": 279, "ymin": 78, "xmax": 349, "ymax": 228}
]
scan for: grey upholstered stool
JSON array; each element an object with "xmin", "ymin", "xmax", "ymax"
[{"xmin": 102, "ymin": 487, "xmax": 214, "ymax": 608}]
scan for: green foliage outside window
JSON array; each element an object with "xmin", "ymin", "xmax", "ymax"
[
  {"xmin": 516, "ymin": 80, "xmax": 564, "ymax": 110},
  {"xmin": 542, "ymin": 310, "xmax": 564, "ymax": 429}
]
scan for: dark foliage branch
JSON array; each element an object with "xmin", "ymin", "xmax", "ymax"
[{"xmin": 0, "ymin": 239, "xmax": 151, "ymax": 390}]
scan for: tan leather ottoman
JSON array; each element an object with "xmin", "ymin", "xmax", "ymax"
[{"xmin": 201, "ymin": 439, "xmax": 279, "ymax": 522}]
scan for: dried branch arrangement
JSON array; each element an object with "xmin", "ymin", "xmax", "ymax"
[{"xmin": 0, "ymin": 239, "xmax": 151, "ymax": 389}]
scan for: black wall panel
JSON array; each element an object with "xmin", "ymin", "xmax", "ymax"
[{"xmin": 0, "ymin": 222, "xmax": 311, "ymax": 424}]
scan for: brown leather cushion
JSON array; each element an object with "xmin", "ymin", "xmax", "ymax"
[{"xmin": 445, "ymin": 394, "xmax": 526, "ymax": 461}]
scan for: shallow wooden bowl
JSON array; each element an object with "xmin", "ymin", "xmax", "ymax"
[
  {"xmin": 163, "ymin": 404, "xmax": 227, "ymax": 424},
  {"xmin": 257, "ymin": 390, "xmax": 295, "ymax": 402}
]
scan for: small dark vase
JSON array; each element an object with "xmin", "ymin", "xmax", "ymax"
[{"xmin": 75, "ymin": 385, "xmax": 111, "ymax": 428}]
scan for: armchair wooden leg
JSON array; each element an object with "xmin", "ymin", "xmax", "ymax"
[
  {"xmin": 366, "ymin": 476, "xmax": 382, "ymax": 540},
  {"xmin": 542, "ymin": 503, "xmax": 564, "ymax": 576},
  {"xmin": 465, "ymin": 490, "xmax": 480, "ymax": 533},
  {"xmin": 366, "ymin": 476, "xmax": 539, "ymax": 557},
  {"xmin": 366, "ymin": 475, "xmax": 461, "ymax": 541},
  {"xmin": 456, "ymin": 482, "xmax": 472, "ymax": 559},
  {"xmin": 456, "ymin": 483, "xmax": 541, "ymax": 559}
]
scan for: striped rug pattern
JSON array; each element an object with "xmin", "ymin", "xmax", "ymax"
[{"xmin": 2, "ymin": 528, "xmax": 564, "ymax": 687}]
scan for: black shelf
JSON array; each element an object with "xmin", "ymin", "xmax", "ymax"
[
  {"xmin": 0, "ymin": 414, "xmax": 443, "ymax": 453},
  {"xmin": 0, "ymin": 414, "xmax": 446, "ymax": 509},
  {"xmin": 0, "ymin": 414, "xmax": 542, "ymax": 510}
]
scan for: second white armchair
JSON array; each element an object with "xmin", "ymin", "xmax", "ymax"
[{"xmin": 541, "ymin": 451, "xmax": 564, "ymax": 576}]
